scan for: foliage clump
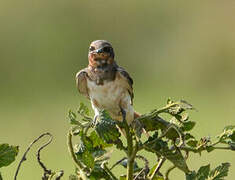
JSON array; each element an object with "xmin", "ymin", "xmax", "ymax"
[
  {"xmin": 67, "ymin": 100, "xmax": 235, "ymax": 180},
  {"xmin": 1, "ymin": 99, "xmax": 235, "ymax": 180}
]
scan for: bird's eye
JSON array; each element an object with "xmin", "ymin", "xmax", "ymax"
[
  {"xmin": 89, "ymin": 46, "xmax": 95, "ymax": 51},
  {"xmin": 103, "ymin": 47, "xmax": 112, "ymax": 53}
]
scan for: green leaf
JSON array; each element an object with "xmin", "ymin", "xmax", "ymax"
[
  {"xmin": 0, "ymin": 144, "xmax": 19, "ymax": 168},
  {"xmin": 185, "ymin": 133, "xmax": 195, "ymax": 140},
  {"xmin": 89, "ymin": 164, "xmax": 111, "ymax": 180},
  {"xmin": 208, "ymin": 163, "xmax": 230, "ymax": 180},
  {"xmin": 68, "ymin": 110, "xmax": 80, "ymax": 125},
  {"xmin": 186, "ymin": 171, "xmax": 197, "ymax": 180},
  {"xmin": 167, "ymin": 100, "xmax": 194, "ymax": 116},
  {"xmin": 119, "ymin": 175, "xmax": 126, "ymax": 180},
  {"xmin": 69, "ymin": 175, "xmax": 78, "ymax": 180},
  {"xmin": 197, "ymin": 164, "xmax": 210, "ymax": 180},
  {"xmin": 0, "ymin": 172, "xmax": 2, "ymax": 180},
  {"xmin": 218, "ymin": 125, "xmax": 235, "ymax": 143},
  {"xmin": 76, "ymin": 141, "xmax": 95, "ymax": 169},
  {"xmin": 78, "ymin": 102, "xmax": 90, "ymax": 116},
  {"xmin": 144, "ymin": 138, "xmax": 190, "ymax": 173},
  {"xmin": 196, "ymin": 137, "xmax": 211, "ymax": 153},
  {"xmin": 206, "ymin": 146, "xmax": 215, "ymax": 153},
  {"xmin": 89, "ymin": 131, "xmax": 112, "ymax": 149},
  {"xmin": 187, "ymin": 140, "xmax": 198, "ymax": 148},
  {"xmin": 95, "ymin": 110, "xmax": 121, "ymax": 144},
  {"xmin": 181, "ymin": 121, "xmax": 196, "ymax": 132}
]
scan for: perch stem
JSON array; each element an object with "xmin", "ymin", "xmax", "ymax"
[
  {"xmin": 121, "ymin": 108, "xmax": 136, "ymax": 180},
  {"xmin": 67, "ymin": 130, "xmax": 88, "ymax": 180}
]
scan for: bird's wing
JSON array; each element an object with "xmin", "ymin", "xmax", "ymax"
[
  {"xmin": 76, "ymin": 68, "xmax": 90, "ymax": 99},
  {"xmin": 116, "ymin": 66, "xmax": 134, "ymax": 104}
]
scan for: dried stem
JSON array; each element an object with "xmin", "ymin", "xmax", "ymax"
[{"xmin": 14, "ymin": 133, "xmax": 53, "ymax": 180}]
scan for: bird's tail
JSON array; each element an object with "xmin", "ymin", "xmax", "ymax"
[{"xmin": 134, "ymin": 111, "xmax": 141, "ymax": 119}]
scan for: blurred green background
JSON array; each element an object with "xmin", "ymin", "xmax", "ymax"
[{"xmin": 1, "ymin": 0, "xmax": 235, "ymax": 179}]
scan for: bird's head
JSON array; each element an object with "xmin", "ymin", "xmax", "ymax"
[{"xmin": 88, "ymin": 40, "xmax": 115, "ymax": 70}]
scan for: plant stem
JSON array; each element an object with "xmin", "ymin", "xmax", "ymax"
[
  {"xmin": 67, "ymin": 130, "xmax": 88, "ymax": 180},
  {"xmin": 165, "ymin": 165, "xmax": 176, "ymax": 180},
  {"xmin": 14, "ymin": 133, "xmax": 53, "ymax": 180},
  {"xmin": 150, "ymin": 157, "xmax": 166, "ymax": 180},
  {"xmin": 125, "ymin": 123, "xmax": 134, "ymax": 180},
  {"xmin": 121, "ymin": 108, "xmax": 135, "ymax": 180},
  {"xmin": 102, "ymin": 162, "xmax": 118, "ymax": 180}
]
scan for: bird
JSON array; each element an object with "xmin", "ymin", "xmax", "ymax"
[{"xmin": 76, "ymin": 40, "xmax": 140, "ymax": 128}]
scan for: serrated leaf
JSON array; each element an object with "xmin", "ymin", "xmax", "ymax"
[
  {"xmin": 218, "ymin": 125, "xmax": 235, "ymax": 143},
  {"xmin": 187, "ymin": 140, "xmax": 198, "ymax": 148},
  {"xmin": 167, "ymin": 100, "xmax": 194, "ymax": 116},
  {"xmin": 78, "ymin": 102, "xmax": 90, "ymax": 116},
  {"xmin": 95, "ymin": 110, "xmax": 121, "ymax": 144},
  {"xmin": 89, "ymin": 131, "xmax": 112, "ymax": 149},
  {"xmin": 181, "ymin": 121, "xmax": 196, "ymax": 132},
  {"xmin": 208, "ymin": 163, "xmax": 230, "ymax": 180},
  {"xmin": 0, "ymin": 144, "xmax": 19, "ymax": 168},
  {"xmin": 206, "ymin": 146, "xmax": 215, "ymax": 153},
  {"xmin": 75, "ymin": 140, "xmax": 94, "ymax": 169},
  {"xmin": 76, "ymin": 148, "xmax": 94, "ymax": 169},
  {"xmin": 196, "ymin": 137, "xmax": 211, "ymax": 152},
  {"xmin": 145, "ymin": 138, "xmax": 189, "ymax": 173},
  {"xmin": 68, "ymin": 110, "xmax": 78, "ymax": 124},
  {"xmin": 185, "ymin": 133, "xmax": 195, "ymax": 140},
  {"xmin": 179, "ymin": 100, "xmax": 194, "ymax": 110},
  {"xmin": 197, "ymin": 164, "xmax": 210, "ymax": 180}
]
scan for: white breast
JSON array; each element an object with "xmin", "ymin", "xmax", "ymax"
[
  {"xmin": 87, "ymin": 76, "xmax": 134, "ymax": 124},
  {"xmin": 87, "ymin": 79, "xmax": 123, "ymax": 109}
]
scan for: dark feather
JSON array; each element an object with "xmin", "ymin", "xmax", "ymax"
[
  {"xmin": 116, "ymin": 66, "xmax": 134, "ymax": 104},
  {"xmin": 76, "ymin": 68, "xmax": 90, "ymax": 99}
]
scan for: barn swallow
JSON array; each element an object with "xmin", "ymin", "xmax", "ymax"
[{"xmin": 76, "ymin": 40, "xmax": 140, "ymax": 128}]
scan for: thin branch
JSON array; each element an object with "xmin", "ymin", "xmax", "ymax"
[
  {"xmin": 165, "ymin": 165, "xmax": 176, "ymax": 180},
  {"xmin": 134, "ymin": 155, "xmax": 150, "ymax": 180},
  {"xmin": 110, "ymin": 158, "xmax": 127, "ymax": 170},
  {"xmin": 67, "ymin": 130, "xmax": 88, "ymax": 180},
  {"xmin": 134, "ymin": 168, "xmax": 145, "ymax": 180},
  {"xmin": 101, "ymin": 162, "xmax": 118, "ymax": 180},
  {"xmin": 136, "ymin": 155, "xmax": 149, "ymax": 170},
  {"xmin": 14, "ymin": 133, "xmax": 53, "ymax": 180},
  {"xmin": 150, "ymin": 157, "xmax": 166, "ymax": 180},
  {"xmin": 55, "ymin": 171, "xmax": 64, "ymax": 180},
  {"xmin": 121, "ymin": 108, "xmax": 135, "ymax": 180},
  {"xmin": 36, "ymin": 133, "xmax": 53, "ymax": 179}
]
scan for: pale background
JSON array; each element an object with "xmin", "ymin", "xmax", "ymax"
[{"xmin": 1, "ymin": 0, "xmax": 235, "ymax": 179}]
